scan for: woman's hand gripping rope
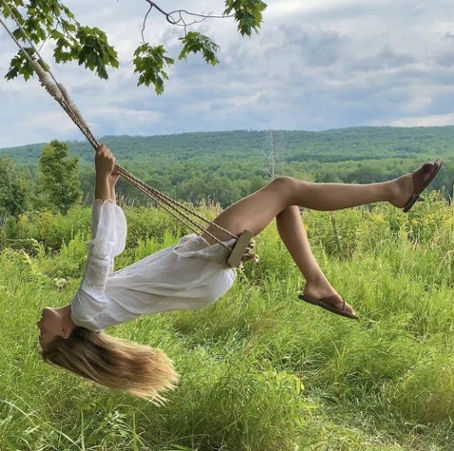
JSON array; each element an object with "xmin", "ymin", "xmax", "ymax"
[
  {"xmin": 95, "ymin": 145, "xmax": 117, "ymax": 202},
  {"xmin": 95, "ymin": 144, "xmax": 116, "ymax": 178}
]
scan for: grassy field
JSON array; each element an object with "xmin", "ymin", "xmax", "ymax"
[{"xmin": 0, "ymin": 194, "xmax": 453, "ymax": 450}]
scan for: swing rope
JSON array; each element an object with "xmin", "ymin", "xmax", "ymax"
[{"xmin": 0, "ymin": 2, "xmax": 254, "ymax": 256}]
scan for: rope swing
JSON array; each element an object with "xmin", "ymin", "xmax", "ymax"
[{"xmin": 0, "ymin": 1, "xmax": 257, "ymax": 267}]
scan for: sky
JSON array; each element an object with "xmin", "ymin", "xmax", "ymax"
[{"xmin": 1, "ymin": 0, "xmax": 454, "ymax": 148}]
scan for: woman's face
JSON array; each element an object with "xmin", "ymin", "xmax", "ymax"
[{"xmin": 36, "ymin": 307, "xmax": 64, "ymax": 349}]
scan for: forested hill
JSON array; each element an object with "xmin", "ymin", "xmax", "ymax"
[
  {"xmin": 2, "ymin": 127, "xmax": 454, "ymax": 207},
  {"xmin": 2, "ymin": 126, "xmax": 454, "ymax": 164}
]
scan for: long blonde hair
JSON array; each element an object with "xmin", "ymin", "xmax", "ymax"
[{"xmin": 40, "ymin": 327, "xmax": 179, "ymax": 403}]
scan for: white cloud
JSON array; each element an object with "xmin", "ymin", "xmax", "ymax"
[
  {"xmin": 1, "ymin": 0, "xmax": 454, "ymax": 148},
  {"xmin": 385, "ymin": 113, "xmax": 454, "ymax": 127}
]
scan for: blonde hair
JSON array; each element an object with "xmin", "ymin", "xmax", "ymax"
[{"xmin": 40, "ymin": 327, "xmax": 179, "ymax": 403}]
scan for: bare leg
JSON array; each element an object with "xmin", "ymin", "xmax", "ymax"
[
  {"xmin": 276, "ymin": 206, "xmax": 331, "ymax": 292},
  {"xmin": 201, "ymin": 167, "xmax": 435, "ymax": 316},
  {"xmin": 288, "ymin": 179, "xmax": 399, "ymax": 211},
  {"xmin": 276, "ymin": 205, "xmax": 355, "ymax": 316},
  {"xmin": 203, "ymin": 172, "xmax": 417, "ymax": 242}
]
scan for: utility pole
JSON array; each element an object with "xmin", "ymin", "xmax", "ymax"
[{"xmin": 267, "ymin": 129, "xmax": 276, "ymax": 181}]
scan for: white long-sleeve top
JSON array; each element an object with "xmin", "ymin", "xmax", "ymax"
[{"xmin": 71, "ymin": 200, "xmax": 237, "ymax": 331}]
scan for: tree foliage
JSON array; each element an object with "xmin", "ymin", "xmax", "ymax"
[
  {"xmin": 1, "ymin": 0, "xmax": 267, "ymax": 94},
  {"xmin": 38, "ymin": 140, "xmax": 81, "ymax": 214},
  {"xmin": 0, "ymin": 157, "xmax": 28, "ymax": 218},
  {"xmin": 224, "ymin": 0, "xmax": 267, "ymax": 35},
  {"xmin": 179, "ymin": 32, "xmax": 219, "ymax": 66},
  {"xmin": 133, "ymin": 44, "xmax": 174, "ymax": 94}
]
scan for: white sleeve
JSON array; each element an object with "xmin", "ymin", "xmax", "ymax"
[
  {"xmin": 71, "ymin": 200, "xmax": 127, "ymax": 329},
  {"xmin": 87, "ymin": 199, "xmax": 127, "ymax": 281},
  {"xmin": 90, "ymin": 199, "xmax": 127, "ymax": 258}
]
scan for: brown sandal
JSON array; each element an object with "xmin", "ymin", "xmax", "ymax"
[
  {"xmin": 298, "ymin": 294, "xmax": 359, "ymax": 320},
  {"xmin": 402, "ymin": 160, "xmax": 443, "ymax": 212}
]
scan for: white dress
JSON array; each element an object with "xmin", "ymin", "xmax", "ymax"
[{"xmin": 71, "ymin": 200, "xmax": 237, "ymax": 331}]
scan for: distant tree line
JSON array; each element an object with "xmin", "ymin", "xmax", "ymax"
[{"xmin": 1, "ymin": 129, "xmax": 453, "ymax": 222}]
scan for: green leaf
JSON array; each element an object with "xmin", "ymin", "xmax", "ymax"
[
  {"xmin": 75, "ymin": 26, "xmax": 118, "ymax": 79},
  {"xmin": 5, "ymin": 49, "xmax": 36, "ymax": 81},
  {"xmin": 133, "ymin": 43, "xmax": 174, "ymax": 94},
  {"xmin": 178, "ymin": 31, "xmax": 219, "ymax": 66},
  {"xmin": 224, "ymin": 0, "xmax": 267, "ymax": 36}
]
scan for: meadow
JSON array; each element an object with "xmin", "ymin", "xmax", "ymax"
[{"xmin": 0, "ymin": 191, "xmax": 453, "ymax": 450}]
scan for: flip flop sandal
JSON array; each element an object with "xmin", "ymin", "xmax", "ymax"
[
  {"xmin": 402, "ymin": 160, "xmax": 443, "ymax": 213},
  {"xmin": 298, "ymin": 294, "xmax": 359, "ymax": 320}
]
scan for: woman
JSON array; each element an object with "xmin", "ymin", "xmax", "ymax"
[{"xmin": 37, "ymin": 145, "xmax": 442, "ymax": 401}]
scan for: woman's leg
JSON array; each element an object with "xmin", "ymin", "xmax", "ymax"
[
  {"xmin": 276, "ymin": 206, "xmax": 331, "ymax": 295},
  {"xmin": 202, "ymin": 166, "xmax": 434, "ymax": 314},
  {"xmin": 204, "ymin": 172, "xmax": 416, "ymax": 241},
  {"xmin": 275, "ymin": 205, "xmax": 355, "ymax": 315}
]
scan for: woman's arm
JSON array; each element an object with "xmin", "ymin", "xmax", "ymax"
[
  {"xmin": 71, "ymin": 145, "xmax": 126, "ymax": 328},
  {"xmin": 109, "ymin": 170, "xmax": 120, "ymax": 203},
  {"xmin": 89, "ymin": 145, "xmax": 123, "ymax": 280}
]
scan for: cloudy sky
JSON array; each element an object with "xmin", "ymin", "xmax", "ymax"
[{"xmin": 1, "ymin": 0, "xmax": 454, "ymax": 148}]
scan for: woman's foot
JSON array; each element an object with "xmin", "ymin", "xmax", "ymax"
[
  {"xmin": 389, "ymin": 161, "xmax": 442, "ymax": 210},
  {"xmin": 302, "ymin": 281, "xmax": 357, "ymax": 318}
]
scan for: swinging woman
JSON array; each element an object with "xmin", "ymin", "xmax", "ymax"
[{"xmin": 37, "ymin": 145, "xmax": 442, "ymax": 401}]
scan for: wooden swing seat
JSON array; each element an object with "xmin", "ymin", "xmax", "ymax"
[{"xmin": 227, "ymin": 229, "xmax": 254, "ymax": 268}]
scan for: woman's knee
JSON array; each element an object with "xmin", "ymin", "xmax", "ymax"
[
  {"xmin": 270, "ymin": 175, "xmax": 295, "ymax": 185},
  {"xmin": 268, "ymin": 176, "xmax": 302, "ymax": 205},
  {"xmin": 270, "ymin": 176, "xmax": 299, "ymax": 193}
]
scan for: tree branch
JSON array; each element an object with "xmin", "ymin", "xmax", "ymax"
[{"xmin": 142, "ymin": 0, "xmax": 233, "ymax": 39}]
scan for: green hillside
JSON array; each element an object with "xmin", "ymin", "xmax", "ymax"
[
  {"xmin": 2, "ymin": 127, "xmax": 454, "ymax": 207},
  {"xmin": 2, "ymin": 127, "xmax": 454, "ymax": 164}
]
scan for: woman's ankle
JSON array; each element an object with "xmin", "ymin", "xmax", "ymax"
[{"xmin": 303, "ymin": 277, "xmax": 337, "ymax": 299}]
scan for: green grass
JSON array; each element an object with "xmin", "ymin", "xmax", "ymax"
[{"xmin": 0, "ymin": 195, "xmax": 453, "ymax": 450}]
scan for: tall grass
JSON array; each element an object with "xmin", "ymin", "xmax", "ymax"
[{"xmin": 0, "ymin": 195, "xmax": 453, "ymax": 450}]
